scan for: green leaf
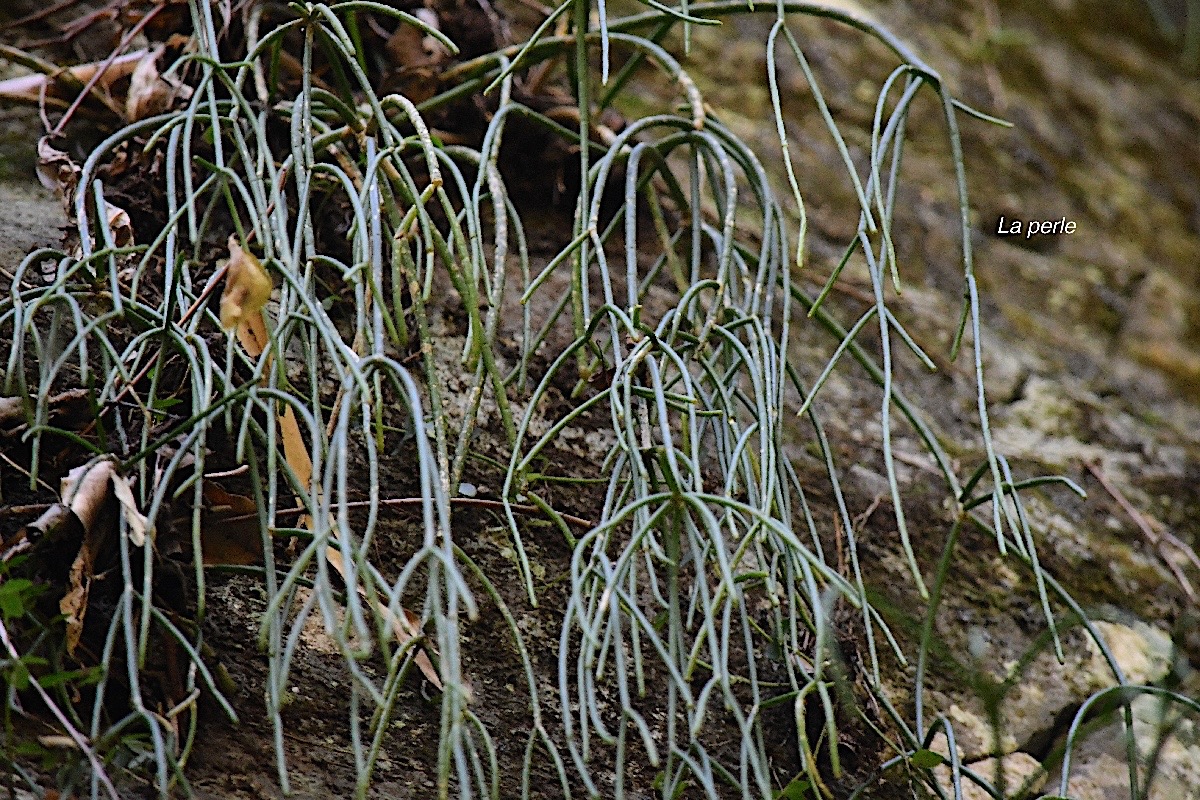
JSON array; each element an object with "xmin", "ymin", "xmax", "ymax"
[
  {"xmin": 651, "ymin": 772, "xmax": 690, "ymax": 800},
  {"xmin": 911, "ymin": 749, "xmax": 946, "ymax": 769},
  {"xmin": 8, "ymin": 660, "xmax": 31, "ymax": 690},
  {"xmin": 38, "ymin": 665, "xmax": 104, "ymax": 689},
  {"xmin": 776, "ymin": 777, "xmax": 813, "ymax": 799},
  {"xmin": 0, "ymin": 578, "xmax": 34, "ymax": 619}
]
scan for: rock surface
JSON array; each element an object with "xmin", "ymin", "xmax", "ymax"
[{"xmin": 668, "ymin": 0, "xmax": 1200, "ymax": 796}]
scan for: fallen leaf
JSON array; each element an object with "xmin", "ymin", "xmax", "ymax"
[
  {"xmin": 199, "ymin": 483, "xmax": 263, "ymax": 566},
  {"xmin": 220, "ymin": 236, "xmax": 273, "ymax": 334},
  {"xmin": 59, "ymin": 461, "xmax": 123, "ymax": 657},
  {"xmin": 325, "ymin": 543, "xmax": 443, "ymax": 687},
  {"xmin": 0, "ymin": 396, "xmax": 23, "ymax": 426},
  {"xmin": 0, "ymin": 50, "xmax": 146, "ymax": 106},
  {"xmin": 62, "ymin": 461, "xmax": 118, "ymax": 533},
  {"xmin": 37, "ymin": 735, "xmax": 79, "ymax": 749},
  {"xmin": 61, "ymin": 460, "xmax": 149, "ymax": 545},
  {"xmin": 110, "ymin": 472, "xmax": 151, "ymax": 547},
  {"xmin": 385, "ymin": 8, "xmax": 449, "ymax": 68},
  {"xmin": 277, "ymin": 392, "xmax": 443, "ymax": 687},
  {"xmin": 9, "ymin": 504, "xmax": 79, "ymax": 557},
  {"xmin": 36, "ymin": 136, "xmax": 81, "ymax": 213},
  {"xmin": 384, "ymin": 9, "xmax": 449, "ymax": 102},
  {"xmin": 1, "ymin": 390, "xmax": 99, "ymax": 437},
  {"xmin": 280, "ymin": 406, "xmax": 312, "ymax": 510},
  {"xmin": 60, "ymin": 544, "xmax": 91, "ymax": 657},
  {"xmin": 103, "ymin": 201, "xmax": 134, "ymax": 248},
  {"xmin": 124, "ymin": 45, "xmax": 192, "ymax": 121}
]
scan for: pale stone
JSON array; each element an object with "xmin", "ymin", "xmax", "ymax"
[
  {"xmin": 1061, "ymin": 752, "xmax": 1131, "ymax": 800},
  {"xmin": 1085, "ymin": 620, "xmax": 1174, "ymax": 689},
  {"xmin": 934, "ymin": 752, "xmax": 1045, "ymax": 800}
]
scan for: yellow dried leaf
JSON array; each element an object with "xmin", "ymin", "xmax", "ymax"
[{"xmin": 219, "ymin": 236, "xmax": 272, "ymax": 331}]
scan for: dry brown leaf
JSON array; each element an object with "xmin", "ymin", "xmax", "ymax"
[
  {"xmin": 385, "ymin": 8, "xmax": 449, "ymax": 68},
  {"xmin": 0, "ymin": 50, "xmax": 146, "ymax": 106},
  {"xmin": 42, "ymin": 136, "xmax": 133, "ymax": 248},
  {"xmin": 55, "ymin": 460, "xmax": 155, "ymax": 655},
  {"xmin": 220, "ymin": 236, "xmax": 273, "ymax": 334},
  {"xmin": 8, "ymin": 503, "xmax": 72, "ymax": 545},
  {"xmin": 59, "ymin": 461, "xmax": 119, "ymax": 657},
  {"xmin": 61, "ymin": 460, "xmax": 151, "ymax": 546},
  {"xmin": 36, "ymin": 735, "xmax": 80, "ymax": 749},
  {"xmin": 62, "ymin": 461, "xmax": 117, "ymax": 532},
  {"xmin": 279, "ymin": 406, "xmax": 312, "ymax": 499},
  {"xmin": 110, "ymin": 473, "xmax": 150, "ymax": 547},
  {"xmin": 62, "ymin": 462, "xmax": 148, "ymax": 545},
  {"xmin": 325, "ymin": 544, "xmax": 443, "ymax": 687},
  {"xmin": 283, "ymin": 371, "xmax": 442, "ymax": 685},
  {"xmin": 383, "ymin": 9, "xmax": 449, "ymax": 102},
  {"xmin": 199, "ymin": 483, "xmax": 263, "ymax": 566},
  {"xmin": 103, "ymin": 201, "xmax": 134, "ymax": 248},
  {"xmin": 1, "ymin": 390, "xmax": 97, "ymax": 435},
  {"xmin": 277, "ymin": 394, "xmax": 443, "ymax": 686},
  {"xmin": 124, "ymin": 45, "xmax": 193, "ymax": 121},
  {"xmin": 61, "ymin": 541, "xmax": 92, "ymax": 657},
  {"xmin": 36, "ymin": 136, "xmax": 81, "ymax": 213}
]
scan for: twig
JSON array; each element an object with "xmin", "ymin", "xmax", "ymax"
[
  {"xmin": 0, "ymin": 619, "xmax": 121, "ymax": 800},
  {"xmin": 0, "ymin": 0, "xmax": 81, "ymax": 30},
  {"xmin": 0, "ymin": 451, "xmax": 59, "ymax": 495},
  {"xmin": 1085, "ymin": 459, "xmax": 1199, "ymax": 601},
  {"xmin": 51, "ymin": 6, "xmax": 163, "ymax": 134}
]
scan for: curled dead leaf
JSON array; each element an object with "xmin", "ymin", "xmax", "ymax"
[
  {"xmin": 67, "ymin": 198, "xmax": 135, "ymax": 256},
  {"xmin": 1, "ymin": 390, "xmax": 97, "ymax": 436},
  {"xmin": 61, "ymin": 537, "xmax": 93, "ymax": 657},
  {"xmin": 62, "ymin": 459, "xmax": 152, "ymax": 547},
  {"xmin": 384, "ymin": 9, "xmax": 450, "ymax": 102},
  {"xmin": 62, "ymin": 461, "xmax": 118, "ymax": 533},
  {"xmin": 59, "ymin": 462, "xmax": 117, "ymax": 657},
  {"xmin": 385, "ymin": 8, "xmax": 449, "ymax": 68},
  {"xmin": 37, "ymin": 735, "xmax": 80, "ymax": 750},
  {"xmin": 55, "ymin": 460, "xmax": 152, "ymax": 656},
  {"xmin": 104, "ymin": 201, "xmax": 134, "ymax": 248},
  {"xmin": 125, "ymin": 45, "xmax": 193, "ymax": 121},
  {"xmin": 110, "ymin": 473, "xmax": 150, "ymax": 547},
  {"xmin": 220, "ymin": 236, "xmax": 273, "ymax": 333},
  {"xmin": 36, "ymin": 136, "xmax": 81, "ymax": 213}
]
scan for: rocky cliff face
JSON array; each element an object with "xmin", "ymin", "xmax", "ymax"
[{"xmin": 664, "ymin": 1, "xmax": 1200, "ymax": 796}]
